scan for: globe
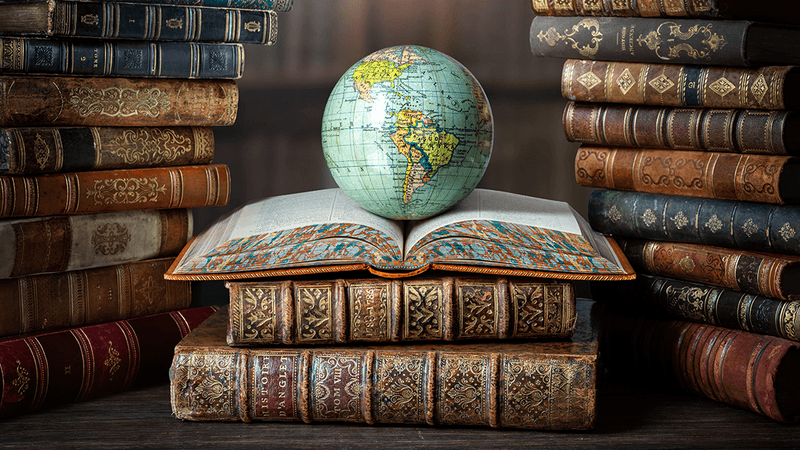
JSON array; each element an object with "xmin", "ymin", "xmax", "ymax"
[{"xmin": 321, "ymin": 45, "xmax": 493, "ymax": 220}]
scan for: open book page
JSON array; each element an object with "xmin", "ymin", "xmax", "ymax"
[{"xmin": 172, "ymin": 189, "xmax": 405, "ymax": 274}]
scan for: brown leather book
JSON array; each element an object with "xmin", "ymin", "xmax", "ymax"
[
  {"xmin": 0, "ymin": 76, "xmax": 238, "ymax": 127},
  {"xmin": 0, "ymin": 208, "xmax": 190, "ymax": 279},
  {"xmin": 530, "ymin": 0, "xmax": 799, "ymax": 25},
  {"xmin": 615, "ymin": 237, "xmax": 800, "ymax": 301},
  {"xmin": 0, "ymin": 305, "xmax": 217, "ymax": 418},
  {"xmin": 561, "ymin": 60, "xmax": 799, "ymax": 110},
  {"xmin": 1, "ymin": 126, "xmax": 214, "ymax": 175},
  {"xmin": 574, "ymin": 146, "xmax": 800, "ymax": 205},
  {"xmin": 562, "ymin": 102, "xmax": 800, "ymax": 155},
  {"xmin": 0, "ymin": 257, "xmax": 191, "ymax": 338},
  {"xmin": 226, "ymin": 276, "xmax": 576, "ymax": 346},
  {"xmin": 603, "ymin": 311, "xmax": 800, "ymax": 423},
  {"xmin": 0, "ymin": 163, "xmax": 229, "ymax": 217},
  {"xmin": 170, "ymin": 300, "xmax": 601, "ymax": 430}
]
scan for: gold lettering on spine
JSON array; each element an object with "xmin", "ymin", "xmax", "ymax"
[{"xmin": 349, "ymin": 282, "xmax": 389, "ymax": 341}]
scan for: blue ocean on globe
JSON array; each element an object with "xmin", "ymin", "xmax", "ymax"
[{"xmin": 321, "ymin": 45, "xmax": 493, "ymax": 220}]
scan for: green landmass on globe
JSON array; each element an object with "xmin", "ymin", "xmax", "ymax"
[{"xmin": 322, "ymin": 45, "xmax": 493, "ymax": 220}]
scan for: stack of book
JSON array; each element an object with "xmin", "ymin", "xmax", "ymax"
[
  {"xmin": 529, "ymin": 0, "xmax": 800, "ymax": 422},
  {"xmin": 0, "ymin": 0, "xmax": 293, "ymax": 417},
  {"xmin": 164, "ymin": 186, "xmax": 635, "ymax": 429}
]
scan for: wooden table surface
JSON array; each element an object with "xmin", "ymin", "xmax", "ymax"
[{"xmin": 1, "ymin": 369, "xmax": 797, "ymax": 449}]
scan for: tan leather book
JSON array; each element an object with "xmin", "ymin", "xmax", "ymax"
[
  {"xmin": 0, "ymin": 126, "xmax": 214, "ymax": 175},
  {"xmin": 561, "ymin": 60, "xmax": 798, "ymax": 110},
  {"xmin": 0, "ymin": 257, "xmax": 191, "ymax": 338},
  {"xmin": 0, "ymin": 163, "xmax": 229, "ymax": 217},
  {"xmin": 574, "ymin": 146, "xmax": 800, "ymax": 205},
  {"xmin": 226, "ymin": 275, "xmax": 575, "ymax": 346},
  {"xmin": 170, "ymin": 300, "xmax": 601, "ymax": 430},
  {"xmin": 0, "ymin": 208, "xmax": 191, "ymax": 279},
  {"xmin": 0, "ymin": 76, "xmax": 238, "ymax": 127}
]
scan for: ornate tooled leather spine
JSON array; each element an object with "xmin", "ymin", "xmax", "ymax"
[
  {"xmin": 563, "ymin": 102, "xmax": 790, "ymax": 154},
  {"xmin": 587, "ymin": 190, "xmax": 800, "ymax": 255},
  {"xmin": 617, "ymin": 237, "xmax": 800, "ymax": 300},
  {"xmin": 603, "ymin": 311, "xmax": 800, "ymax": 422},
  {"xmin": 0, "ymin": 306, "xmax": 216, "ymax": 418},
  {"xmin": 530, "ymin": 0, "xmax": 719, "ymax": 17},
  {"xmin": 561, "ymin": 60, "xmax": 791, "ymax": 109},
  {"xmin": 575, "ymin": 146, "xmax": 792, "ymax": 204},
  {"xmin": 226, "ymin": 277, "xmax": 576, "ymax": 345},
  {"xmin": 0, "ymin": 76, "xmax": 238, "ymax": 127}
]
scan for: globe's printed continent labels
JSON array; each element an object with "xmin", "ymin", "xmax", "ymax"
[{"xmin": 322, "ymin": 45, "xmax": 493, "ymax": 220}]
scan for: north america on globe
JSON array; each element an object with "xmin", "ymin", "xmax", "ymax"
[{"xmin": 322, "ymin": 45, "xmax": 493, "ymax": 220}]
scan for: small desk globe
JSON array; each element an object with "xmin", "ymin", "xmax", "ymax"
[{"xmin": 321, "ymin": 45, "xmax": 493, "ymax": 220}]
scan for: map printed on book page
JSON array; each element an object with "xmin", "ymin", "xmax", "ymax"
[{"xmin": 166, "ymin": 188, "xmax": 634, "ymax": 280}]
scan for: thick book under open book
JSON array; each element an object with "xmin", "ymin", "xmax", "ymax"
[
  {"xmin": 164, "ymin": 188, "xmax": 635, "ymax": 281},
  {"xmin": 170, "ymin": 300, "xmax": 601, "ymax": 429}
]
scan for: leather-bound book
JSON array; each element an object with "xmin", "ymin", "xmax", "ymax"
[
  {"xmin": 560, "ymin": 60, "xmax": 799, "ymax": 110},
  {"xmin": 603, "ymin": 310, "xmax": 800, "ymax": 423},
  {"xmin": 0, "ymin": 208, "xmax": 191, "ymax": 279},
  {"xmin": 13, "ymin": 0, "xmax": 295, "ymax": 10},
  {"xmin": 0, "ymin": 0, "xmax": 278, "ymax": 45},
  {"xmin": 562, "ymin": 102, "xmax": 800, "ymax": 155},
  {"xmin": 0, "ymin": 257, "xmax": 191, "ymax": 338},
  {"xmin": 530, "ymin": 0, "xmax": 798, "ymax": 25},
  {"xmin": 0, "ymin": 305, "xmax": 217, "ymax": 418},
  {"xmin": 575, "ymin": 146, "xmax": 800, "ymax": 205},
  {"xmin": 0, "ymin": 76, "xmax": 238, "ymax": 127},
  {"xmin": 0, "ymin": 38, "xmax": 244, "ymax": 79},
  {"xmin": 587, "ymin": 190, "xmax": 800, "ymax": 255},
  {"xmin": 170, "ymin": 301, "xmax": 602, "ymax": 430},
  {"xmin": 616, "ymin": 237, "xmax": 800, "ymax": 301},
  {"xmin": 226, "ymin": 276, "xmax": 576, "ymax": 346},
  {"xmin": 1, "ymin": 126, "xmax": 214, "ymax": 175},
  {"xmin": 593, "ymin": 274, "xmax": 800, "ymax": 341},
  {"xmin": 531, "ymin": 16, "xmax": 800, "ymax": 65},
  {"xmin": 0, "ymin": 163, "xmax": 229, "ymax": 217}
]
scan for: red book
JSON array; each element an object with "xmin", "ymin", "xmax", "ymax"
[{"xmin": 0, "ymin": 305, "xmax": 217, "ymax": 418}]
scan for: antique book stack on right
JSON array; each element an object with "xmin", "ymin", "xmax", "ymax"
[
  {"xmin": 530, "ymin": 0, "xmax": 800, "ymax": 422},
  {"xmin": 0, "ymin": 0, "xmax": 293, "ymax": 417}
]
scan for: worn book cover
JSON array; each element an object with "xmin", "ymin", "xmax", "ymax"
[
  {"xmin": 170, "ymin": 300, "xmax": 601, "ymax": 429},
  {"xmin": 165, "ymin": 188, "xmax": 635, "ymax": 281}
]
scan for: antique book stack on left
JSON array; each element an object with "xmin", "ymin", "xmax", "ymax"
[
  {"xmin": 0, "ymin": 0, "xmax": 293, "ymax": 418},
  {"xmin": 530, "ymin": 0, "xmax": 800, "ymax": 423}
]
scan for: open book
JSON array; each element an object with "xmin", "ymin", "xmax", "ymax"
[{"xmin": 165, "ymin": 189, "xmax": 634, "ymax": 280}]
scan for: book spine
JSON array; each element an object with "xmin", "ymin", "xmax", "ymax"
[
  {"xmin": 54, "ymin": 0, "xmax": 293, "ymax": 11},
  {"xmin": 0, "ymin": 76, "xmax": 238, "ymax": 127},
  {"xmin": 0, "ymin": 126, "xmax": 214, "ymax": 175},
  {"xmin": 603, "ymin": 311, "xmax": 800, "ymax": 422},
  {"xmin": 0, "ymin": 257, "xmax": 191, "ymax": 337},
  {"xmin": 575, "ymin": 146, "xmax": 793, "ymax": 204},
  {"xmin": 0, "ymin": 163, "xmax": 230, "ymax": 217},
  {"xmin": 594, "ymin": 274, "xmax": 800, "ymax": 341},
  {"xmin": 560, "ymin": 60, "xmax": 791, "ymax": 110},
  {"xmin": 2, "ymin": 1, "xmax": 280, "ymax": 45},
  {"xmin": 563, "ymin": 102, "xmax": 792, "ymax": 155},
  {"xmin": 0, "ymin": 38, "xmax": 244, "ymax": 79},
  {"xmin": 587, "ymin": 190, "xmax": 800, "ymax": 255},
  {"xmin": 530, "ymin": 0, "xmax": 720, "ymax": 17},
  {"xmin": 616, "ymin": 237, "xmax": 800, "ymax": 300},
  {"xmin": 0, "ymin": 305, "xmax": 217, "ymax": 418},
  {"xmin": 226, "ymin": 277, "xmax": 576, "ymax": 345},
  {"xmin": 531, "ymin": 16, "xmax": 749, "ymax": 65},
  {"xmin": 0, "ymin": 208, "xmax": 191, "ymax": 279},
  {"xmin": 170, "ymin": 345, "xmax": 597, "ymax": 429}
]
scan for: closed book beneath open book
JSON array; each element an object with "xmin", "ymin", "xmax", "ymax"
[{"xmin": 165, "ymin": 188, "xmax": 634, "ymax": 281}]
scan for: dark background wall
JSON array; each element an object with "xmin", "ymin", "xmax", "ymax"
[{"xmin": 193, "ymin": 1, "xmax": 591, "ymax": 302}]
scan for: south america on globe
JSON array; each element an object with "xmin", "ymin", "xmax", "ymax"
[{"xmin": 322, "ymin": 45, "xmax": 493, "ymax": 220}]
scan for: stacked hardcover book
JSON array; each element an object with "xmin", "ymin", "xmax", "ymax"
[
  {"xmin": 529, "ymin": 0, "xmax": 800, "ymax": 423},
  {"xmin": 0, "ymin": 0, "xmax": 293, "ymax": 417},
  {"xmin": 164, "ymin": 181, "xmax": 636, "ymax": 427}
]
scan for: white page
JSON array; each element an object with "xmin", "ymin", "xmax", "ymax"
[{"xmin": 405, "ymin": 189, "xmax": 586, "ymax": 255}]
